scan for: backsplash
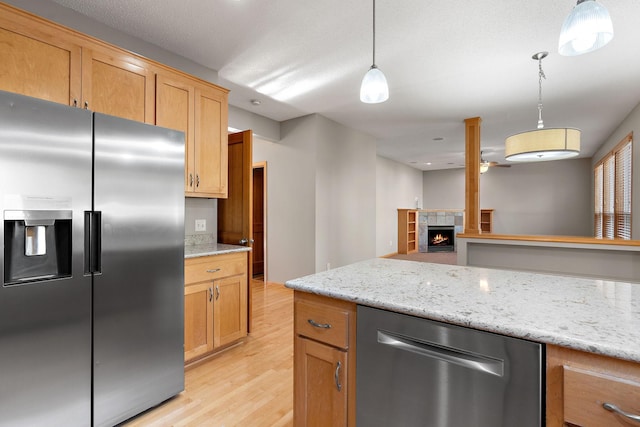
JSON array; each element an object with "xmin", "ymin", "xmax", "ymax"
[
  {"xmin": 185, "ymin": 233, "xmax": 216, "ymax": 246},
  {"xmin": 185, "ymin": 197, "xmax": 217, "ymax": 242}
]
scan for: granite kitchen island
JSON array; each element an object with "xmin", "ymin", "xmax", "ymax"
[{"xmin": 286, "ymin": 258, "xmax": 640, "ymax": 426}]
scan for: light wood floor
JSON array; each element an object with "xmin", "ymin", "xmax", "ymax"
[{"xmin": 123, "ymin": 280, "xmax": 294, "ymax": 427}]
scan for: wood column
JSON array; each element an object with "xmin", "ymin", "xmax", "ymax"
[{"xmin": 464, "ymin": 117, "xmax": 482, "ymax": 234}]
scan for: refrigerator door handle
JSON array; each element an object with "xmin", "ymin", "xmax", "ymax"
[{"xmin": 84, "ymin": 211, "xmax": 102, "ymax": 274}]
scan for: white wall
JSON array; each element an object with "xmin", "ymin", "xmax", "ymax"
[
  {"xmin": 423, "ymin": 159, "xmax": 593, "ymax": 236},
  {"xmin": 422, "ymin": 169, "xmax": 466, "ymax": 209},
  {"xmin": 314, "ymin": 116, "xmax": 377, "ymax": 272},
  {"xmin": 592, "ymin": 101, "xmax": 640, "ymax": 240},
  {"xmin": 252, "ymin": 117, "xmax": 317, "ymax": 283},
  {"xmin": 375, "ymin": 156, "xmax": 423, "ymax": 255},
  {"xmin": 253, "ymin": 114, "xmax": 382, "ymax": 283}
]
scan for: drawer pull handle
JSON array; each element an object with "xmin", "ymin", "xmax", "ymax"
[
  {"xmin": 334, "ymin": 361, "xmax": 342, "ymax": 392},
  {"xmin": 603, "ymin": 403, "xmax": 640, "ymax": 422},
  {"xmin": 206, "ymin": 269, "xmax": 221, "ymax": 274},
  {"xmin": 308, "ymin": 319, "xmax": 331, "ymax": 329}
]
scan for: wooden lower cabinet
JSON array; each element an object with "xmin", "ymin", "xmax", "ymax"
[
  {"xmin": 184, "ymin": 252, "xmax": 248, "ymax": 364},
  {"xmin": 293, "ymin": 291, "xmax": 356, "ymax": 427},
  {"xmin": 293, "ymin": 295, "xmax": 640, "ymax": 427},
  {"xmin": 184, "ymin": 282, "xmax": 214, "ymax": 361},
  {"xmin": 295, "ymin": 337, "xmax": 348, "ymax": 427},
  {"xmin": 547, "ymin": 344, "xmax": 640, "ymax": 427},
  {"xmin": 214, "ymin": 274, "xmax": 248, "ymax": 348}
]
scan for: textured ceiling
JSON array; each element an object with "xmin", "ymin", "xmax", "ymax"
[{"xmin": 51, "ymin": 0, "xmax": 640, "ymax": 170}]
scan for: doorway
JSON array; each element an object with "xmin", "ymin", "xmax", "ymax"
[{"xmin": 252, "ymin": 161, "xmax": 267, "ymax": 282}]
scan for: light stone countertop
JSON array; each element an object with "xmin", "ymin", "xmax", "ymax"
[
  {"xmin": 285, "ymin": 258, "xmax": 640, "ymax": 363},
  {"xmin": 185, "ymin": 243, "xmax": 250, "ymax": 259}
]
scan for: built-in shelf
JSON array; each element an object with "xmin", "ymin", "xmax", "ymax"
[
  {"xmin": 480, "ymin": 209, "xmax": 494, "ymax": 234},
  {"xmin": 398, "ymin": 209, "xmax": 418, "ymax": 254}
]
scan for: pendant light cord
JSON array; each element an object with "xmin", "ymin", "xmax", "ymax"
[
  {"xmin": 372, "ymin": 0, "xmax": 376, "ymax": 67},
  {"xmin": 537, "ymin": 54, "xmax": 546, "ymax": 129}
]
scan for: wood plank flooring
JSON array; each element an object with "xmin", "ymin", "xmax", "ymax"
[{"xmin": 123, "ymin": 281, "xmax": 294, "ymax": 427}]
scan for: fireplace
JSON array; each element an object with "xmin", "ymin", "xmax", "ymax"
[{"xmin": 427, "ymin": 226, "xmax": 455, "ymax": 252}]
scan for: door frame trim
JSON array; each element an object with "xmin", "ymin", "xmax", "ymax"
[{"xmin": 253, "ymin": 161, "xmax": 267, "ymax": 283}]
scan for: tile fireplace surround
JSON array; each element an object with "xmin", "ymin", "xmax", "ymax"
[{"xmin": 418, "ymin": 210, "xmax": 464, "ymax": 253}]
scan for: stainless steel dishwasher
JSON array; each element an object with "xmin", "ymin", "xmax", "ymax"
[{"xmin": 356, "ymin": 306, "xmax": 544, "ymax": 427}]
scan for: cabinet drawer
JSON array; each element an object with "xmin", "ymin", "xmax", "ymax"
[
  {"xmin": 564, "ymin": 365, "xmax": 640, "ymax": 426},
  {"xmin": 185, "ymin": 252, "xmax": 246, "ymax": 284},
  {"xmin": 295, "ymin": 298, "xmax": 351, "ymax": 350}
]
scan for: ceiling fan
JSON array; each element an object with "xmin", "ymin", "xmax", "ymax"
[{"xmin": 480, "ymin": 151, "xmax": 511, "ymax": 174}]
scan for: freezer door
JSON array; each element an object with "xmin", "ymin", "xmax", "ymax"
[
  {"xmin": 92, "ymin": 113, "xmax": 185, "ymax": 427},
  {"xmin": 0, "ymin": 91, "xmax": 92, "ymax": 426}
]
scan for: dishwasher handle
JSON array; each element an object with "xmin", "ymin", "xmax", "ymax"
[{"xmin": 377, "ymin": 330, "xmax": 504, "ymax": 377}]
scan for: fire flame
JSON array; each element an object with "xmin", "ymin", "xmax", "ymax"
[{"xmin": 432, "ymin": 234, "xmax": 449, "ymax": 245}]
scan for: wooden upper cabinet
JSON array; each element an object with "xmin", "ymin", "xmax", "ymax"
[
  {"xmin": 156, "ymin": 74, "xmax": 195, "ymax": 192},
  {"xmin": 0, "ymin": 2, "xmax": 230, "ymax": 184},
  {"xmin": 82, "ymin": 45, "xmax": 155, "ymax": 124},
  {"xmin": 194, "ymin": 84, "xmax": 228, "ymax": 198},
  {"xmin": 156, "ymin": 73, "xmax": 229, "ymax": 197},
  {"xmin": 0, "ymin": 5, "xmax": 81, "ymax": 105}
]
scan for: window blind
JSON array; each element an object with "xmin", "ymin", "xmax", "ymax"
[{"xmin": 594, "ymin": 133, "xmax": 632, "ymax": 239}]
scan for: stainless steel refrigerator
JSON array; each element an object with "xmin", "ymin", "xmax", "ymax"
[{"xmin": 0, "ymin": 90, "xmax": 185, "ymax": 426}]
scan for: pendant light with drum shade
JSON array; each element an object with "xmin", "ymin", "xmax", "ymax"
[
  {"xmin": 505, "ymin": 52, "xmax": 580, "ymax": 162},
  {"xmin": 360, "ymin": 0, "xmax": 389, "ymax": 103},
  {"xmin": 559, "ymin": 0, "xmax": 613, "ymax": 56}
]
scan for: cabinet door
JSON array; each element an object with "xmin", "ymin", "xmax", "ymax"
[
  {"xmin": 213, "ymin": 274, "xmax": 248, "ymax": 348},
  {"xmin": 82, "ymin": 45, "xmax": 155, "ymax": 123},
  {"xmin": 184, "ymin": 282, "xmax": 214, "ymax": 362},
  {"xmin": 194, "ymin": 84, "xmax": 228, "ymax": 197},
  {"xmin": 156, "ymin": 73, "xmax": 195, "ymax": 193},
  {"xmin": 294, "ymin": 336, "xmax": 348, "ymax": 427},
  {"xmin": 0, "ymin": 8, "xmax": 81, "ymax": 105}
]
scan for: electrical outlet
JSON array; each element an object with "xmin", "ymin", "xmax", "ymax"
[{"xmin": 195, "ymin": 219, "xmax": 206, "ymax": 232}]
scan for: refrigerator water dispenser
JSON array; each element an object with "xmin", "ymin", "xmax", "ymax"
[{"xmin": 3, "ymin": 210, "xmax": 72, "ymax": 285}]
